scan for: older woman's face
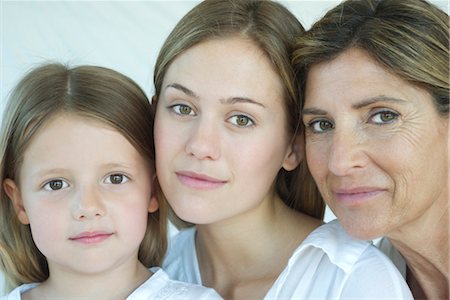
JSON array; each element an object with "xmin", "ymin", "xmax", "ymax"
[{"xmin": 303, "ymin": 48, "xmax": 448, "ymax": 240}]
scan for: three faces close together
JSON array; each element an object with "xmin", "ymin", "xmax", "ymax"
[{"xmin": 11, "ymin": 30, "xmax": 447, "ymax": 255}]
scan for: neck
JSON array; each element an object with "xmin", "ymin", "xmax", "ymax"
[
  {"xmin": 195, "ymin": 194, "xmax": 321, "ymax": 299},
  {"xmin": 388, "ymin": 192, "xmax": 449, "ymax": 299},
  {"xmin": 26, "ymin": 259, "xmax": 151, "ymax": 300}
]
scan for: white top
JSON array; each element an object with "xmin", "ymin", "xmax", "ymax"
[
  {"xmin": 1, "ymin": 268, "xmax": 221, "ymax": 300},
  {"xmin": 163, "ymin": 220, "xmax": 413, "ymax": 299},
  {"xmin": 376, "ymin": 237, "xmax": 407, "ymax": 278}
]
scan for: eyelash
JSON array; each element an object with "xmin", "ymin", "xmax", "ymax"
[
  {"xmin": 42, "ymin": 173, "xmax": 130, "ymax": 191},
  {"xmin": 227, "ymin": 114, "xmax": 255, "ymax": 128},
  {"xmin": 168, "ymin": 103, "xmax": 256, "ymax": 128},
  {"xmin": 43, "ymin": 179, "xmax": 69, "ymax": 191},
  {"xmin": 169, "ymin": 104, "xmax": 196, "ymax": 116},
  {"xmin": 305, "ymin": 109, "xmax": 400, "ymax": 134},
  {"xmin": 369, "ymin": 109, "xmax": 399, "ymax": 125}
]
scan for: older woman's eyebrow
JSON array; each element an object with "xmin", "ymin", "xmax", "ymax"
[
  {"xmin": 352, "ymin": 96, "xmax": 408, "ymax": 109},
  {"xmin": 165, "ymin": 83, "xmax": 199, "ymax": 99},
  {"xmin": 302, "ymin": 107, "xmax": 327, "ymax": 116}
]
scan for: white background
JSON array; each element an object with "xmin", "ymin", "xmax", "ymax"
[{"xmin": 1, "ymin": 0, "xmax": 447, "ymax": 294}]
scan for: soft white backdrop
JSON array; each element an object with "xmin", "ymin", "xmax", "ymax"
[{"xmin": 1, "ymin": 0, "xmax": 447, "ymax": 295}]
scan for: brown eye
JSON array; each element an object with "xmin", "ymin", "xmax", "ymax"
[
  {"xmin": 106, "ymin": 174, "xmax": 129, "ymax": 184},
  {"xmin": 44, "ymin": 179, "xmax": 68, "ymax": 191}
]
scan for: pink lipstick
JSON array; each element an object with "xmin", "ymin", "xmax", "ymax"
[{"xmin": 176, "ymin": 171, "xmax": 227, "ymax": 190}]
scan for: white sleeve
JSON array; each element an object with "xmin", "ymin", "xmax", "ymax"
[{"xmin": 340, "ymin": 246, "xmax": 413, "ymax": 299}]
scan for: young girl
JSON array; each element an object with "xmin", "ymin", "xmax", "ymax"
[
  {"xmin": 0, "ymin": 63, "xmax": 221, "ymax": 299},
  {"xmin": 153, "ymin": 0, "xmax": 413, "ymax": 299}
]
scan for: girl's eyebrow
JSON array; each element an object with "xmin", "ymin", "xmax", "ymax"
[
  {"xmin": 302, "ymin": 107, "xmax": 327, "ymax": 116},
  {"xmin": 165, "ymin": 82, "xmax": 266, "ymax": 108}
]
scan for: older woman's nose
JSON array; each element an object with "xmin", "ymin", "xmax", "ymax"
[{"xmin": 328, "ymin": 129, "xmax": 368, "ymax": 176}]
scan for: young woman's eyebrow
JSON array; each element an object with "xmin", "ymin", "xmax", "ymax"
[
  {"xmin": 220, "ymin": 96, "xmax": 266, "ymax": 108},
  {"xmin": 165, "ymin": 83, "xmax": 199, "ymax": 99}
]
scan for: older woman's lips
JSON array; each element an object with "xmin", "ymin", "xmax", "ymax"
[
  {"xmin": 332, "ymin": 188, "xmax": 385, "ymax": 205},
  {"xmin": 176, "ymin": 171, "xmax": 227, "ymax": 190},
  {"xmin": 69, "ymin": 232, "xmax": 113, "ymax": 244}
]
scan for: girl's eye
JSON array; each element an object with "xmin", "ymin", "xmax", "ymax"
[
  {"xmin": 370, "ymin": 110, "xmax": 399, "ymax": 124},
  {"xmin": 309, "ymin": 120, "xmax": 334, "ymax": 133},
  {"xmin": 171, "ymin": 104, "xmax": 195, "ymax": 116},
  {"xmin": 228, "ymin": 115, "xmax": 254, "ymax": 127},
  {"xmin": 43, "ymin": 180, "xmax": 69, "ymax": 191},
  {"xmin": 105, "ymin": 174, "xmax": 129, "ymax": 184}
]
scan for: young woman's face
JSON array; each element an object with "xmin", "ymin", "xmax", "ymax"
[
  {"xmin": 6, "ymin": 114, "xmax": 157, "ymax": 275},
  {"xmin": 154, "ymin": 37, "xmax": 299, "ymax": 225},
  {"xmin": 303, "ymin": 48, "xmax": 448, "ymax": 240}
]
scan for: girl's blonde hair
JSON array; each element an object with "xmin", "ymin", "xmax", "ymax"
[
  {"xmin": 0, "ymin": 63, "xmax": 167, "ymax": 290},
  {"xmin": 153, "ymin": 0, "xmax": 325, "ymax": 227}
]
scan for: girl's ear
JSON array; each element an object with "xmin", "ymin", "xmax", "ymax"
[
  {"xmin": 3, "ymin": 179, "xmax": 30, "ymax": 224},
  {"xmin": 148, "ymin": 175, "xmax": 159, "ymax": 213},
  {"xmin": 282, "ymin": 134, "xmax": 304, "ymax": 171}
]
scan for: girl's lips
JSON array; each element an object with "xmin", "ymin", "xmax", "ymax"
[
  {"xmin": 69, "ymin": 232, "xmax": 113, "ymax": 244},
  {"xmin": 176, "ymin": 171, "xmax": 227, "ymax": 190}
]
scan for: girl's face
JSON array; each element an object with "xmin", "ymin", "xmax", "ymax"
[
  {"xmin": 4, "ymin": 114, "xmax": 158, "ymax": 276},
  {"xmin": 154, "ymin": 37, "xmax": 300, "ymax": 225},
  {"xmin": 302, "ymin": 48, "xmax": 448, "ymax": 240}
]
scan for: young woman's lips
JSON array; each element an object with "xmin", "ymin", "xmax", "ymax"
[
  {"xmin": 332, "ymin": 187, "xmax": 386, "ymax": 205},
  {"xmin": 176, "ymin": 171, "xmax": 227, "ymax": 190},
  {"xmin": 69, "ymin": 231, "xmax": 113, "ymax": 245}
]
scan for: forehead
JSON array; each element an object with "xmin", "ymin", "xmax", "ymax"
[
  {"xmin": 163, "ymin": 37, "xmax": 284, "ymax": 103},
  {"xmin": 305, "ymin": 48, "xmax": 424, "ymax": 106}
]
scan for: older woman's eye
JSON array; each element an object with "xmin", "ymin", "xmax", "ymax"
[
  {"xmin": 370, "ymin": 110, "xmax": 399, "ymax": 124},
  {"xmin": 105, "ymin": 174, "xmax": 129, "ymax": 184},
  {"xmin": 228, "ymin": 115, "xmax": 254, "ymax": 128},
  {"xmin": 170, "ymin": 104, "xmax": 195, "ymax": 116},
  {"xmin": 43, "ymin": 179, "xmax": 69, "ymax": 191},
  {"xmin": 309, "ymin": 120, "xmax": 334, "ymax": 133}
]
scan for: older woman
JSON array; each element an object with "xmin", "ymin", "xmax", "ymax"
[{"xmin": 294, "ymin": 0, "xmax": 448, "ymax": 298}]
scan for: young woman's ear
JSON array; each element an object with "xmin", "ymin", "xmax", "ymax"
[
  {"xmin": 282, "ymin": 134, "xmax": 304, "ymax": 171},
  {"xmin": 148, "ymin": 175, "xmax": 159, "ymax": 213},
  {"xmin": 3, "ymin": 179, "xmax": 30, "ymax": 224}
]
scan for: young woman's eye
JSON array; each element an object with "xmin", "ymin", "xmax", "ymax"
[
  {"xmin": 170, "ymin": 104, "xmax": 195, "ymax": 116},
  {"xmin": 43, "ymin": 179, "xmax": 69, "ymax": 191},
  {"xmin": 308, "ymin": 120, "xmax": 334, "ymax": 133},
  {"xmin": 104, "ymin": 174, "xmax": 129, "ymax": 184},
  {"xmin": 370, "ymin": 110, "xmax": 399, "ymax": 124},
  {"xmin": 228, "ymin": 115, "xmax": 254, "ymax": 127}
]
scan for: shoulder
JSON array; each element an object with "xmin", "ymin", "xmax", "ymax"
[
  {"xmin": 162, "ymin": 227, "xmax": 201, "ymax": 284},
  {"xmin": 268, "ymin": 220, "xmax": 412, "ymax": 299},
  {"xmin": 1, "ymin": 283, "xmax": 39, "ymax": 300},
  {"xmin": 128, "ymin": 268, "xmax": 222, "ymax": 299}
]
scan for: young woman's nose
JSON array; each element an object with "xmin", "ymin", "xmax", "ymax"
[
  {"xmin": 327, "ymin": 128, "xmax": 368, "ymax": 176},
  {"xmin": 72, "ymin": 186, "xmax": 105, "ymax": 220},
  {"xmin": 185, "ymin": 118, "xmax": 221, "ymax": 160}
]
